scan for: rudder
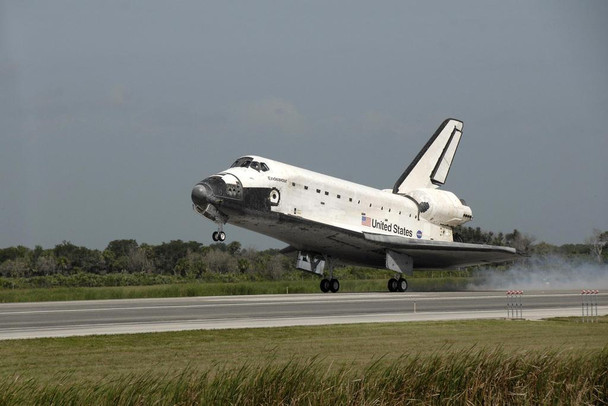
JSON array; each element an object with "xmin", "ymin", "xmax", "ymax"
[{"xmin": 393, "ymin": 118, "xmax": 463, "ymax": 194}]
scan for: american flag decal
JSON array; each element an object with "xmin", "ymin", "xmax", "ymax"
[{"xmin": 361, "ymin": 215, "xmax": 371, "ymax": 227}]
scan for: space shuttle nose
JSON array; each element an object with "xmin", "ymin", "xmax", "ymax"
[{"xmin": 191, "ymin": 183, "xmax": 212, "ymax": 207}]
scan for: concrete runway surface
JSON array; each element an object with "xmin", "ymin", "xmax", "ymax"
[{"xmin": 0, "ymin": 291, "xmax": 606, "ymax": 340}]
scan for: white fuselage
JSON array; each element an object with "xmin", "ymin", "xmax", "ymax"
[
  {"xmin": 191, "ymin": 119, "xmax": 517, "ymax": 292},
  {"xmin": 192, "ymin": 119, "xmax": 518, "ymax": 286},
  {"xmin": 212, "ymin": 155, "xmax": 460, "ymax": 244}
]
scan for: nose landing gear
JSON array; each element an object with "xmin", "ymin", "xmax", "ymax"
[
  {"xmin": 212, "ymin": 223, "xmax": 226, "ymax": 242},
  {"xmin": 212, "ymin": 231, "xmax": 226, "ymax": 242}
]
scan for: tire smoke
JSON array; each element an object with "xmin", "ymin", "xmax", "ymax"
[{"xmin": 470, "ymin": 256, "xmax": 608, "ymax": 290}]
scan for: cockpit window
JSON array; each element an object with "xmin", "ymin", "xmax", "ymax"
[
  {"xmin": 230, "ymin": 157, "xmax": 253, "ymax": 168},
  {"xmin": 230, "ymin": 157, "xmax": 269, "ymax": 172}
]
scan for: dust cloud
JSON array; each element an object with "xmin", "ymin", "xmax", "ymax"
[{"xmin": 470, "ymin": 256, "xmax": 608, "ymax": 291}]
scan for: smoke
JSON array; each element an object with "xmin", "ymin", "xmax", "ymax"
[{"xmin": 469, "ymin": 256, "xmax": 608, "ymax": 291}]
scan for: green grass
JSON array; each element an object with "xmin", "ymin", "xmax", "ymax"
[
  {"xmin": 0, "ymin": 317, "xmax": 606, "ymax": 404},
  {"xmin": 0, "ymin": 277, "xmax": 473, "ymax": 303},
  {"xmin": 0, "ymin": 350, "xmax": 605, "ymax": 405},
  {"xmin": 1, "ymin": 278, "xmax": 604, "ymax": 403}
]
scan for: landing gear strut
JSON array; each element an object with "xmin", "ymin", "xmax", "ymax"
[{"xmin": 388, "ymin": 276, "xmax": 408, "ymax": 292}]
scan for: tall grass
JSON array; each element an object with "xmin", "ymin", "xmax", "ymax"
[
  {"xmin": 0, "ymin": 277, "xmax": 475, "ymax": 303},
  {"xmin": 1, "ymin": 349, "xmax": 605, "ymax": 405}
]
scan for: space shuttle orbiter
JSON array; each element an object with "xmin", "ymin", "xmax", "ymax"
[{"xmin": 191, "ymin": 119, "xmax": 519, "ymax": 293}]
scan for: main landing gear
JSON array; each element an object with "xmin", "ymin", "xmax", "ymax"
[
  {"xmin": 319, "ymin": 256, "xmax": 340, "ymax": 293},
  {"xmin": 295, "ymin": 252, "xmax": 341, "ymax": 293},
  {"xmin": 320, "ymin": 278, "xmax": 340, "ymax": 293},
  {"xmin": 388, "ymin": 276, "xmax": 408, "ymax": 292}
]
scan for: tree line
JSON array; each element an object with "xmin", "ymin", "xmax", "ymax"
[
  {"xmin": 453, "ymin": 226, "xmax": 608, "ymax": 261},
  {"xmin": 1, "ymin": 227, "xmax": 606, "ymax": 281},
  {"xmin": 0, "ymin": 240, "xmax": 294, "ymax": 280}
]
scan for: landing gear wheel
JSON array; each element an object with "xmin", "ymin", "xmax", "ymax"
[
  {"xmin": 329, "ymin": 278, "xmax": 340, "ymax": 293},
  {"xmin": 397, "ymin": 277, "xmax": 408, "ymax": 292},
  {"xmin": 320, "ymin": 278, "xmax": 330, "ymax": 293},
  {"xmin": 212, "ymin": 231, "xmax": 226, "ymax": 242},
  {"xmin": 388, "ymin": 278, "xmax": 398, "ymax": 292}
]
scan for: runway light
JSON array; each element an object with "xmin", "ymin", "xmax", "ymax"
[
  {"xmin": 506, "ymin": 290, "xmax": 523, "ymax": 320},
  {"xmin": 581, "ymin": 289, "xmax": 599, "ymax": 323}
]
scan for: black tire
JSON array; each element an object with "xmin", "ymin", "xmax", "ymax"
[
  {"xmin": 388, "ymin": 278, "xmax": 398, "ymax": 292},
  {"xmin": 212, "ymin": 231, "xmax": 219, "ymax": 241},
  {"xmin": 397, "ymin": 277, "xmax": 408, "ymax": 292},
  {"xmin": 320, "ymin": 278, "xmax": 330, "ymax": 293},
  {"xmin": 218, "ymin": 231, "xmax": 226, "ymax": 241},
  {"xmin": 329, "ymin": 278, "xmax": 340, "ymax": 293}
]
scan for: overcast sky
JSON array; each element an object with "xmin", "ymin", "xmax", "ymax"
[{"xmin": 1, "ymin": 1, "xmax": 607, "ymax": 250}]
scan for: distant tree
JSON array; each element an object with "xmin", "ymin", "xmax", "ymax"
[
  {"xmin": 56, "ymin": 256, "xmax": 69, "ymax": 272},
  {"xmin": 491, "ymin": 232, "xmax": 505, "ymax": 246},
  {"xmin": 530, "ymin": 242, "xmax": 558, "ymax": 256},
  {"xmin": 586, "ymin": 229, "xmax": 608, "ymax": 263},
  {"xmin": 557, "ymin": 244, "xmax": 589, "ymax": 257},
  {"xmin": 505, "ymin": 229, "xmax": 536, "ymax": 254},
  {"xmin": 0, "ymin": 257, "xmax": 30, "ymax": 278},
  {"xmin": 53, "ymin": 241, "xmax": 104, "ymax": 273},
  {"xmin": 53, "ymin": 241, "xmax": 80, "ymax": 263},
  {"xmin": 237, "ymin": 258, "xmax": 250, "ymax": 273},
  {"xmin": 126, "ymin": 246, "xmax": 153, "ymax": 273},
  {"xmin": 34, "ymin": 255, "xmax": 58, "ymax": 276},
  {"xmin": 32, "ymin": 245, "xmax": 44, "ymax": 264},
  {"xmin": 105, "ymin": 240, "xmax": 139, "ymax": 258},
  {"xmin": 152, "ymin": 240, "xmax": 204, "ymax": 274},
  {"xmin": 173, "ymin": 252, "xmax": 207, "ymax": 278},
  {"xmin": 473, "ymin": 227, "xmax": 482, "ymax": 243},
  {"xmin": 0, "ymin": 246, "xmax": 31, "ymax": 264},
  {"xmin": 203, "ymin": 249, "xmax": 238, "ymax": 274},
  {"xmin": 239, "ymin": 247, "xmax": 259, "ymax": 274},
  {"xmin": 227, "ymin": 241, "xmax": 242, "ymax": 255},
  {"xmin": 208, "ymin": 242, "xmax": 227, "ymax": 252},
  {"xmin": 453, "ymin": 226, "xmax": 498, "ymax": 245},
  {"xmin": 104, "ymin": 240, "xmax": 154, "ymax": 273},
  {"xmin": 263, "ymin": 254, "xmax": 289, "ymax": 280}
]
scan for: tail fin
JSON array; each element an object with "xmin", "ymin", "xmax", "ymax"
[{"xmin": 392, "ymin": 118, "xmax": 463, "ymax": 194}]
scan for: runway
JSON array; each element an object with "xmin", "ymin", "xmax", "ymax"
[{"xmin": 0, "ymin": 291, "xmax": 606, "ymax": 340}]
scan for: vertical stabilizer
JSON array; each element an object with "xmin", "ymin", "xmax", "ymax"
[{"xmin": 393, "ymin": 119, "xmax": 463, "ymax": 194}]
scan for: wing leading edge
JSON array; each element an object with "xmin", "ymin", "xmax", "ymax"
[{"xmin": 364, "ymin": 232, "xmax": 520, "ymax": 269}]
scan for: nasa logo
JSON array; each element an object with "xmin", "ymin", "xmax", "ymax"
[{"xmin": 416, "ymin": 230, "xmax": 422, "ymax": 239}]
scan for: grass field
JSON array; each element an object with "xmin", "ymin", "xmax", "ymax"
[
  {"xmin": 0, "ymin": 317, "xmax": 606, "ymax": 404},
  {"xmin": 0, "ymin": 277, "xmax": 474, "ymax": 303}
]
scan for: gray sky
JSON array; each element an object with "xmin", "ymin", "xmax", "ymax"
[{"xmin": 1, "ymin": 1, "xmax": 607, "ymax": 250}]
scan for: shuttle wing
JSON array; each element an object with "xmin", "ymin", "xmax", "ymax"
[
  {"xmin": 393, "ymin": 118, "xmax": 463, "ymax": 193},
  {"xmin": 363, "ymin": 232, "xmax": 520, "ymax": 269},
  {"xmin": 275, "ymin": 214, "xmax": 520, "ymax": 270}
]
